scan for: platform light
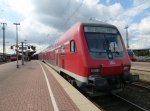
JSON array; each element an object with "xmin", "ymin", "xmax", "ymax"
[{"xmin": 13, "ymin": 23, "xmax": 20, "ymax": 68}]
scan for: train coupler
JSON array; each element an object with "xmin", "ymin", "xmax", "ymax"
[{"xmin": 88, "ymin": 74, "xmax": 109, "ymax": 91}]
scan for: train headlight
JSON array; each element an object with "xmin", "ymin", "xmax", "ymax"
[
  {"xmin": 123, "ymin": 65, "xmax": 130, "ymax": 71},
  {"xmin": 90, "ymin": 68, "xmax": 100, "ymax": 73}
]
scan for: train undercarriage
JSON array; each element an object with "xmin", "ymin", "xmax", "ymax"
[{"xmin": 60, "ymin": 70, "xmax": 139, "ymax": 97}]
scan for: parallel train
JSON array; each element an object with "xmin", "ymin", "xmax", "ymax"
[
  {"xmin": 39, "ymin": 22, "xmax": 139, "ymax": 95},
  {"xmin": 127, "ymin": 49, "xmax": 137, "ymax": 61},
  {"xmin": 10, "ymin": 54, "xmax": 17, "ymax": 61}
]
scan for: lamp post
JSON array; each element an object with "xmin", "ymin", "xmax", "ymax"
[
  {"xmin": 13, "ymin": 23, "xmax": 20, "ymax": 68},
  {"xmin": 24, "ymin": 40, "xmax": 27, "ymax": 61},
  {"xmin": 125, "ymin": 25, "xmax": 129, "ymax": 48},
  {"xmin": 21, "ymin": 42, "xmax": 24, "ymax": 65},
  {"xmin": 1, "ymin": 23, "xmax": 7, "ymax": 61}
]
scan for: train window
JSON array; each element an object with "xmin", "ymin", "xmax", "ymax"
[
  {"xmin": 61, "ymin": 45, "xmax": 65, "ymax": 55},
  {"xmin": 85, "ymin": 32, "xmax": 125, "ymax": 59},
  {"xmin": 70, "ymin": 40, "xmax": 76, "ymax": 53}
]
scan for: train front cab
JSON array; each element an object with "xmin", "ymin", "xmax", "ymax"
[{"xmin": 78, "ymin": 23, "xmax": 139, "ymax": 94}]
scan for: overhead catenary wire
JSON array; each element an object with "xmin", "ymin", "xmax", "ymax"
[
  {"xmin": 51, "ymin": 0, "xmax": 71, "ymax": 29},
  {"xmin": 61, "ymin": 0, "xmax": 84, "ymax": 29},
  {"xmin": 46, "ymin": 0, "xmax": 71, "ymax": 43},
  {"xmin": 47, "ymin": 0, "xmax": 85, "ymax": 48}
]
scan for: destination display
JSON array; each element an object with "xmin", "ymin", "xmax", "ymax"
[{"xmin": 84, "ymin": 26, "xmax": 117, "ymax": 33}]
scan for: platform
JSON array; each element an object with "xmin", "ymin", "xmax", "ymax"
[
  {"xmin": 0, "ymin": 60, "xmax": 100, "ymax": 111},
  {"xmin": 131, "ymin": 62, "xmax": 150, "ymax": 82}
]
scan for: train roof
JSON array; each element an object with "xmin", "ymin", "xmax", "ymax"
[{"xmin": 39, "ymin": 21, "xmax": 118, "ymax": 53}]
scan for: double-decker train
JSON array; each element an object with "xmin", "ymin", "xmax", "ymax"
[{"xmin": 39, "ymin": 22, "xmax": 139, "ymax": 95}]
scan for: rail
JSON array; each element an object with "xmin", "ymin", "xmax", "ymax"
[
  {"xmin": 132, "ymin": 81, "xmax": 150, "ymax": 91},
  {"xmin": 112, "ymin": 93, "xmax": 149, "ymax": 111}
]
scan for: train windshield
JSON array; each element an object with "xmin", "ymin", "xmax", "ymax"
[{"xmin": 84, "ymin": 26, "xmax": 125, "ymax": 59}]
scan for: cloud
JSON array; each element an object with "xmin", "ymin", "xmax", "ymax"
[
  {"xmin": 6, "ymin": 0, "xmax": 34, "ymax": 17},
  {"xmin": 121, "ymin": 0, "xmax": 150, "ymax": 21},
  {"xmin": 132, "ymin": 0, "xmax": 147, "ymax": 6},
  {"xmin": 139, "ymin": 16, "xmax": 150, "ymax": 35},
  {"xmin": 0, "ymin": 0, "xmax": 150, "ymax": 53},
  {"xmin": 130, "ymin": 16, "xmax": 150, "ymax": 35},
  {"xmin": 108, "ymin": 3, "xmax": 124, "ymax": 17},
  {"xmin": 31, "ymin": 0, "xmax": 89, "ymax": 31},
  {"xmin": 129, "ymin": 16, "xmax": 150, "ymax": 48}
]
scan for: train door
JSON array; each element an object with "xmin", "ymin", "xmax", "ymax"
[
  {"xmin": 61, "ymin": 45, "xmax": 65, "ymax": 68},
  {"xmin": 55, "ymin": 49, "xmax": 58, "ymax": 66}
]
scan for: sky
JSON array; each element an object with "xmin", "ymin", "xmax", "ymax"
[{"xmin": 0, "ymin": 0, "xmax": 150, "ymax": 54}]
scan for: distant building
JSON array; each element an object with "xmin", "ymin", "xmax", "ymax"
[
  {"xmin": 133, "ymin": 48, "xmax": 150, "ymax": 56},
  {"xmin": 0, "ymin": 53, "xmax": 11, "ymax": 62}
]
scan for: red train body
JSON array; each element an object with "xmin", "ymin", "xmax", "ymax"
[
  {"xmin": 10, "ymin": 54, "xmax": 17, "ymax": 61},
  {"xmin": 39, "ymin": 22, "xmax": 139, "ymax": 94}
]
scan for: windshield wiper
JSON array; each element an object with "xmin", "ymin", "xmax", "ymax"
[{"xmin": 113, "ymin": 51, "xmax": 120, "ymax": 55}]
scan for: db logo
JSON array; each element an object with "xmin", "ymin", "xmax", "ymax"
[{"xmin": 110, "ymin": 60, "xmax": 115, "ymax": 65}]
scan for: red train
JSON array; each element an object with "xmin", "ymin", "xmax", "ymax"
[
  {"xmin": 39, "ymin": 22, "xmax": 139, "ymax": 95},
  {"xmin": 10, "ymin": 54, "xmax": 17, "ymax": 61}
]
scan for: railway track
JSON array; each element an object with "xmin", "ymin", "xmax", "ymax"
[
  {"xmin": 90, "ymin": 93, "xmax": 149, "ymax": 111},
  {"xmin": 112, "ymin": 93, "xmax": 149, "ymax": 111},
  {"xmin": 88, "ymin": 81, "xmax": 150, "ymax": 111},
  {"xmin": 132, "ymin": 81, "xmax": 150, "ymax": 91},
  {"xmin": 115, "ymin": 83, "xmax": 150, "ymax": 111}
]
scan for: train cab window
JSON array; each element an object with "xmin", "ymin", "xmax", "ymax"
[
  {"xmin": 70, "ymin": 40, "xmax": 76, "ymax": 53},
  {"xmin": 61, "ymin": 45, "xmax": 65, "ymax": 55},
  {"xmin": 85, "ymin": 32, "xmax": 125, "ymax": 59}
]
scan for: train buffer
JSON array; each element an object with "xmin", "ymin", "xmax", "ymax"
[{"xmin": 0, "ymin": 60, "xmax": 100, "ymax": 111}]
